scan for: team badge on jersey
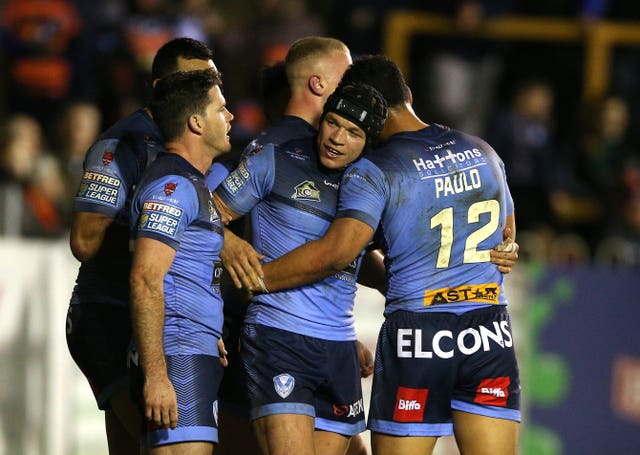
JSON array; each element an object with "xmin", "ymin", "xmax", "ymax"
[
  {"xmin": 164, "ymin": 182, "xmax": 177, "ymax": 196},
  {"xmin": 102, "ymin": 151, "xmax": 114, "ymax": 166},
  {"xmin": 273, "ymin": 373, "xmax": 295, "ymax": 399},
  {"xmin": 292, "ymin": 181, "xmax": 320, "ymax": 202}
]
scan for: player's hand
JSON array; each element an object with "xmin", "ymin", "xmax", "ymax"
[
  {"xmin": 491, "ymin": 234, "xmax": 519, "ymax": 274},
  {"xmin": 357, "ymin": 340, "xmax": 374, "ymax": 378},
  {"xmin": 221, "ymin": 228, "xmax": 265, "ymax": 290},
  {"xmin": 218, "ymin": 338, "xmax": 228, "ymax": 367},
  {"xmin": 143, "ymin": 373, "xmax": 178, "ymax": 430}
]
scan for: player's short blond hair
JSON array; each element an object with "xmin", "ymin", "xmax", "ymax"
[{"xmin": 285, "ymin": 36, "xmax": 349, "ymax": 83}]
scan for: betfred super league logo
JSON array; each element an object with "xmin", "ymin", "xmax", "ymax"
[
  {"xmin": 102, "ymin": 151, "xmax": 114, "ymax": 165},
  {"xmin": 164, "ymin": 182, "xmax": 177, "ymax": 196}
]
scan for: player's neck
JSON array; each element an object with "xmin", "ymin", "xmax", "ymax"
[
  {"xmin": 382, "ymin": 105, "xmax": 429, "ymax": 140},
  {"xmin": 165, "ymin": 141, "xmax": 213, "ymax": 175},
  {"xmin": 285, "ymin": 97, "xmax": 321, "ymax": 129}
]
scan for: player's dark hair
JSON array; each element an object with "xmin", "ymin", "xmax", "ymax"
[
  {"xmin": 151, "ymin": 37, "xmax": 213, "ymax": 81},
  {"xmin": 260, "ymin": 60, "xmax": 290, "ymax": 123},
  {"xmin": 340, "ymin": 55, "xmax": 410, "ymax": 108},
  {"xmin": 150, "ymin": 69, "xmax": 222, "ymax": 141}
]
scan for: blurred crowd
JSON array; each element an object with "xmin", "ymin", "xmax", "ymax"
[{"xmin": 1, "ymin": 0, "xmax": 639, "ymax": 266}]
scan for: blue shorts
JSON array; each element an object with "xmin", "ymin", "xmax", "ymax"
[
  {"xmin": 368, "ymin": 306, "xmax": 521, "ymax": 437},
  {"xmin": 130, "ymin": 354, "xmax": 224, "ymax": 447},
  {"xmin": 65, "ymin": 302, "xmax": 131, "ymax": 409},
  {"xmin": 242, "ymin": 323, "xmax": 366, "ymax": 436}
]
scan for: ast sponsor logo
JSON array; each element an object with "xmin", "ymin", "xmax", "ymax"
[
  {"xmin": 396, "ymin": 321, "xmax": 513, "ymax": 359},
  {"xmin": 273, "ymin": 373, "xmax": 295, "ymax": 399},
  {"xmin": 393, "ymin": 386, "xmax": 428, "ymax": 422},
  {"xmin": 474, "ymin": 377, "xmax": 510, "ymax": 406},
  {"xmin": 424, "ymin": 284, "xmax": 500, "ymax": 306}
]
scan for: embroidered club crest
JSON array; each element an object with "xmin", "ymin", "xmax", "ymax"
[
  {"xmin": 102, "ymin": 151, "xmax": 114, "ymax": 165},
  {"xmin": 273, "ymin": 373, "xmax": 295, "ymax": 399},
  {"xmin": 164, "ymin": 182, "xmax": 177, "ymax": 196},
  {"xmin": 292, "ymin": 181, "xmax": 320, "ymax": 202}
]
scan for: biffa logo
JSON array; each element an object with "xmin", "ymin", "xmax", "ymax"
[
  {"xmin": 393, "ymin": 386, "xmax": 428, "ymax": 422},
  {"xmin": 475, "ymin": 376, "xmax": 510, "ymax": 406}
]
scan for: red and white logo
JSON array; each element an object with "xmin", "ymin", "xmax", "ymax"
[
  {"xmin": 475, "ymin": 377, "xmax": 510, "ymax": 406},
  {"xmin": 393, "ymin": 386, "xmax": 428, "ymax": 422},
  {"xmin": 164, "ymin": 182, "xmax": 177, "ymax": 196},
  {"xmin": 102, "ymin": 151, "xmax": 113, "ymax": 165}
]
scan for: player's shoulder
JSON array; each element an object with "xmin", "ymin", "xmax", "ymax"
[{"xmin": 98, "ymin": 109, "xmax": 159, "ymax": 142}]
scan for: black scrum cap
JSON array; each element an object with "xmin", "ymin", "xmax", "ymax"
[{"xmin": 322, "ymin": 83, "xmax": 387, "ymax": 143}]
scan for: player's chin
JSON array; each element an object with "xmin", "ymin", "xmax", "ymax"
[{"xmin": 320, "ymin": 155, "xmax": 346, "ymax": 170}]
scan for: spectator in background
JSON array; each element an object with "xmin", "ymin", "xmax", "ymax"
[
  {"xmin": 0, "ymin": 0, "xmax": 82, "ymax": 127},
  {"xmin": 22, "ymin": 153, "xmax": 69, "ymax": 238},
  {"xmin": 559, "ymin": 94, "xmax": 634, "ymax": 250},
  {"xmin": 0, "ymin": 114, "xmax": 66, "ymax": 238},
  {"xmin": 485, "ymin": 77, "xmax": 559, "ymax": 235}
]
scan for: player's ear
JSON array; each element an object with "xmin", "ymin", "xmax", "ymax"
[
  {"xmin": 309, "ymin": 75, "xmax": 323, "ymax": 96},
  {"xmin": 187, "ymin": 114, "xmax": 203, "ymax": 134}
]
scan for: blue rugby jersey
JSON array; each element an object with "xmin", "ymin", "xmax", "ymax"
[
  {"xmin": 216, "ymin": 136, "xmax": 362, "ymax": 341},
  {"xmin": 131, "ymin": 153, "xmax": 225, "ymax": 355},
  {"xmin": 206, "ymin": 115, "xmax": 316, "ymax": 190},
  {"xmin": 336, "ymin": 124, "xmax": 514, "ymax": 315},
  {"xmin": 71, "ymin": 109, "xmax": 164, "ymax": 307}
]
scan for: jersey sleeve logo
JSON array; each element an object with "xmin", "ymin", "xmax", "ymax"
[
  {"xmin": 138, "ymin": 201, "xmax": 184, "ymax": 238},
  {"xmin": 76, "ymin": 171, "xmax": 121, "ymax": 206},
  {"xmin": 164, "ymin": 182, "xmax": 177, "ymax": 196},
  {"xmin": 102, "ymin": 151, "xmax": 114, "ymax": 165},
  {"xmin": 292, "ymin": 180, "xmax": 320, "ymax": 202}
]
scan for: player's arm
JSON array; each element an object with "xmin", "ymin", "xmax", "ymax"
[
  {"xmin": 212, "ymin": 191, "xmax": 242, "ymax": 224},
  {"xmin": 491, "ymin": 214, "xmax": 518, "ymax": 273},
  {"xmin": 69, "ymin": 211, "xmax": 114, "ymax": 262},
  {"xmin": 129, "ymin": 237, "xmax": 178, "ymax": 430},
  {"xmin": 259, "ymin": 217, "xmax": 375, "ymax": 293}
]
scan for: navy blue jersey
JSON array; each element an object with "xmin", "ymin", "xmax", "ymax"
[
  {"xmin": 337, "ymin": 125, "xmax": 514, "ymax": 315},
  {"xmin": 71, "ymin": 109, "xmax": 164, "ymax": 307},
  {"xmin": 131, "ymin": 153, "xmax": 225, "ymax": 355},
  {"xmin": 216, "ymin": 137, "xmax": 362, "ymax": 341}
]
